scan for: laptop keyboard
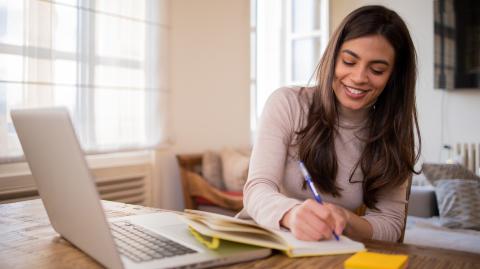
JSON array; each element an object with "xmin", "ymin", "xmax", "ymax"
[{"xmin": 111, "ymin": 220, "xmax": 197, "ymax": 263}]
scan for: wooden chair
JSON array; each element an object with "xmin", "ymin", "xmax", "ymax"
[
  {"xmin": 176, "ymin": 154, "xmax": 243, "ymax": 213},
  {"xmin": 354, "ymin": 176, "xmax": 412, "ymax": 243}
]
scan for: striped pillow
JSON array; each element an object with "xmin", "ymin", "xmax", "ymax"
[
  {"xmin": 422, "ymin": 163, "xmax": 479, "ymax": 185},
  {"xmin": 435, "ymin": 179, "xmax": 480, "ymax": 230}
]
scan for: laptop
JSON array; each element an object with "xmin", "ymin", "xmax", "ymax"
[{"xmin": 11, "ymin": 107, "xmax": 271, "ymax": 269}]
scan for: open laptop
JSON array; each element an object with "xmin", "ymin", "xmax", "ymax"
[{"xmin": 11, "ymin": 107, "xmax": 271, "ymax": 269}]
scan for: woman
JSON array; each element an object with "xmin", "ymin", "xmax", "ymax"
[{"xmin": 237, "ymin": 5, "xmax": 421, "ymax": 242}]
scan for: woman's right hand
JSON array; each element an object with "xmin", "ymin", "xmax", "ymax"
[{"xmin": 280, "ymin": 199, "xmax": 347, "ymax": 241}]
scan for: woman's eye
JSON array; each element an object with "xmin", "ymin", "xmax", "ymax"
[
  {"xmin": 371, "ymin": 69, "xmax": 384, "ymax": 75},
  {"xmin": 342, "ymin": 60, "xmax": 354, "ymax": 66}
]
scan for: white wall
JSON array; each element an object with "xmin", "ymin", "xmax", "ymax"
[
  {"xmin": 154, "ymin": 0, "xmax": 251, "ymax": 209},
  {"xmin": 169, "ymin": 0, "xmax": 251, "ymax": 154},
  {"xmin": 331, "ymin": 0, "xmax": 480, "ymax": 163}
]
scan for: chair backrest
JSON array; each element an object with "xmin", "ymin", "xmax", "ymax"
[
  {"xmin": 399, "ymin": 176, "xmax": 413, "ymax": 243},
  {"xmin": 176, "ymin": 154, "xmax": 203, "ymax": 209},
  {"xmin": 176, "ymin": 154, "xmax": 243, "ymax": 212}
]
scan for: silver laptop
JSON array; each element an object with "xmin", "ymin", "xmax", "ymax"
[{"xmin": 11, "ymin": 107, "xmax": 270, "ymax": 269}]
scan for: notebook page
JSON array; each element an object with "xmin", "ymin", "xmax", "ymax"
[{"xmin": 272, "ymin": 229, "xmax": 366, "ymax": 256}]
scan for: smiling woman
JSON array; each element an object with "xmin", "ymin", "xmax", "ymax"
[{"xmin": 238, "ymin": 5, "xmax": 421, "ymax": 244}]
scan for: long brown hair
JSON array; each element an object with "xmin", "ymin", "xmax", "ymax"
[{"xmin": 297, "ymin": 5, "xmax": 421, "ymax": 209}]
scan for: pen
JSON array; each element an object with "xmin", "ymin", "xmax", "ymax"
[{"xmin": 298, "ymin": 161, "xmax": 340, "ymax": 241}]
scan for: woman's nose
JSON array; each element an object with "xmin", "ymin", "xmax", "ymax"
[{"xmin": 351, "ymin": 66, "xmax": 368, "ymax": 84}]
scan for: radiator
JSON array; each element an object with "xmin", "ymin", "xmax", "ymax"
[
  {"xmin": 0, "ymin": 163, "xmax": 152, "ymax": 205},
  {"xmin": 453, "ymin": 143, "xmax": 480, "ymax": 176},
  {"xmin": 96, "ymin": 176, "xmax": 147, "ymax": 205}
]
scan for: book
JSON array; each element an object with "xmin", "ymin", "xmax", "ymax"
[
  {"xmin": 344, "ymin": 251, "xmax": 408, "ymax": 269},
  {"xmin": 179, "ymin": 209, "xmax": 366, "ymax": 258}
]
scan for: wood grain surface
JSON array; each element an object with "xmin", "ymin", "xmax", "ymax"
[{"xmin": 1, "ymin": 199, "xmax": 479, "ymax": 269}]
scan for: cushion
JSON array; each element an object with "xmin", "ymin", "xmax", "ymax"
[
  {"xmin": 422, "ymin": 163, "xmax": 479, "ymax": 185},
  {"xmin": 434, "ymin": 179, "xmax": 480, "ymax": 230},
  {"xmin": 201, "ymin": 151, "xmax": 224, "ymax": 189},
  {"xmin": 220, "ymin": 147, "xmax": 250, "ymax": 192}
]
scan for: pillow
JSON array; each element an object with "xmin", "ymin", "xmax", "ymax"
[
  {"xmin": 434, "ymin": 179, "xmax": 480, "ymax": 230},
  {"xmin": 422, "ymin": 163, "xmax": 479, "ymax": 185},
  {"xmin": 220, "ymin": 148, "xmax": 250, "ymax": 192},
  {"xmin": 202, "ymin": 151, "xmax": 224, "ymax": 190}
]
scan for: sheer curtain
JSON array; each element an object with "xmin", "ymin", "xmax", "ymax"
[{"xmin": 0, "ymin": 0, "xmax": 169, "ymax": 163}]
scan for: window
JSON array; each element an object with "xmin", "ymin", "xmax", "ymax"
[
  {"xmin": 286, "ymin": 0, "xmax": 329, "ymax": 85},
  {"xmin": 0, "ymin": 0, "xmax": 169, "ymax": 162},
  {"xmin": 252, "ymin": 0, "xmax": 329, "ymax": 133}
]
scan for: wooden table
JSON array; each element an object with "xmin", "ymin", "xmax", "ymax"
[{"xmin": 1, "ymin": 199, "xmax": 479, "ymax": 269}]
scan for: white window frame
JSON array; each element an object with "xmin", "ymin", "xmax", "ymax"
[
  {"xmin": 252, "ymin": 0, "xmax": 329, "ymax": 136},
  {"xmin": 284, "ymin": 0, "xmax": 329, "ymax": 85}
]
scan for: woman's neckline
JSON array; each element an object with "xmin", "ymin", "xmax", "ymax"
[{"xmin": 336, "ymin": 103, "xmax": 369, "ymax": 128}]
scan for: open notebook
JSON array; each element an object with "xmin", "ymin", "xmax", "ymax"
[{"xmin": 179, "ymin": 209, "xmax": 365, "ymax": 257}]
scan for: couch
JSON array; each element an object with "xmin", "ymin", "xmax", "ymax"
[{"xmin": 405, "ymin": 166, "xmax": 480, "ymax": 254}]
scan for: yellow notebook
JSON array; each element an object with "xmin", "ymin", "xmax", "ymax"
[
  {"xmin": 179, "ymin": 209, "xmax": 365, "ymax": 258},
  {"xmin": 344, "ymin": 251, "xmax": 408, "ymax": 269}
]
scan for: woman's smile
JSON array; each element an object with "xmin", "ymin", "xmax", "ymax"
[{"xmin": 342, "ymin": 82, "xmax": 370, "ymax": 99}]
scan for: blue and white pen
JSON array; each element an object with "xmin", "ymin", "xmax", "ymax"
[{"xmin": 298, "ymin": 161, "xmax": 340, "ymax": 241}]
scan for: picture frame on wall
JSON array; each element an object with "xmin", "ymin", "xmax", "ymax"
[{"xmin": 434, "ymin": 0, "xmax": 480, "ymax": 90}]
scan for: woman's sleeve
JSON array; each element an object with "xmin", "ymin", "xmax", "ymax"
[
  {"xmin": 362, "ymin": 179, "xmax": 410, "ymax": 242},
  {"xmin": 242, "ymin": 88, "xmax": 303, "ymax": 230}
]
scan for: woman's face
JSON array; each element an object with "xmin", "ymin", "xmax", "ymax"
[{"xmin": 332, "ymin": 35, "xmax": 395, "ymax": 111}]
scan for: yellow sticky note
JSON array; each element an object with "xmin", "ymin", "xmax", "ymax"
[{"xmin": 344, "ymin": 251, "xmax": 408, "ymax": 269}]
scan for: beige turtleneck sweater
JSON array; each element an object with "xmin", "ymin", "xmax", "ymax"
[{"xmin": 237, "ymin": 87, "xmax": 408, "ymax": 242}]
